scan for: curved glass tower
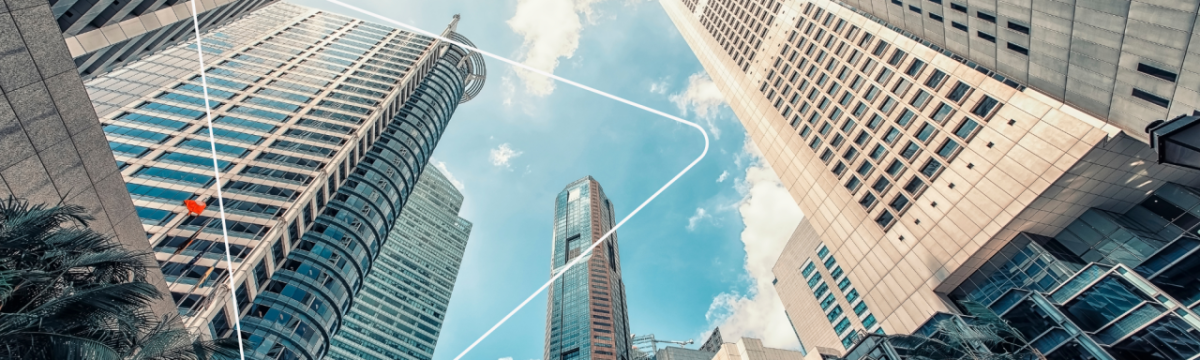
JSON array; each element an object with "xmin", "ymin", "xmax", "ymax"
[
  {"xmin": 240, "ymin": 17, "xmax": 484, "ymax": 360},
  {"xmin": 545, "ymin": 176, "xmax": 632, "ymax": 360},
  {"xmin": 80, "ymin": 3, "xmax": 484, "ymax": 360}
]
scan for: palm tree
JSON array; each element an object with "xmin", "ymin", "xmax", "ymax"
[{"xmin": 0, "ymin": 197, "xmax": 242, "ymax": 359}]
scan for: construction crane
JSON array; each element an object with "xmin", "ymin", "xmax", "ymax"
[{"xmin": 630, "ymin": 334, "xmax": 694, "ymax": 360}]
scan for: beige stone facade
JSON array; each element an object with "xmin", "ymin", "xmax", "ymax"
[
  {"xmin": 712, "ymin": 338, "xmax": 807, "ymax": 360},
  {"xmin": 660, "ymin": 0, "xmax": 1200, "ymax": 354}
]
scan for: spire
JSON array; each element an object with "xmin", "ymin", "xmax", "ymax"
[{"xmin": 448, "ymin": 14, "xmax": 461, "ymax": 32}]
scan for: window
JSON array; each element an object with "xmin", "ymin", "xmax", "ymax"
[
  {"xmin": 1007, "ymin": 21, "xmax": 1030, "ymax": 34},
  {"xmin": 950, "ymin": 3, "xmax": 966, "ymax": 12},
  {"xmin": 900, "ymin": 142, "xmax": 921, "ymax": 159},
  {"xmin": 136, "ymin": 207, "xmax": 176, "ymax": 226},
  {"xmin": 258, "ymin": 151, "xmax": 325, "ymax": 170},
  {"xmin": 869, "ymin": 144, "xmax": 886, "ymax": 160},
  {"xmin": 908, "ymin": 5, "xmax": 922, "ymax": 13},
  {"xmin": 138, "ymin": 102, "xmax": 205, "ymax": 119},
  {"xmin": 872, "ymin": 177, "xmax": 891, "ymax": 193},
  {"xmin": 867, "ymin": 114, "xmax": 884, "ymax": 130},
  {"xmin": 895, "ymin": 109, "xmax": 916, "ymax": 127},
  {"xmin": 846, "ymin": 176, "xmax": 862, "ymax": 191},
  {"xmin": 857, "ymin": 162, "xmax": 874, "ymax": 176},
  {"xmin": 915, "ymin": 122, "xmax": 936, "ymax": 142},
  {"xmin": 1131, "ymin": 88, "xmax": 1170, "ymax": 108},
  {"xmin": 178, "ymin": 139, "xmax": 247, "ymax": 157},
  {"xmin": 820, "ymin": 294, "xmax": 837, "ymax": 310},
  {"xmin": 885, "ymin": 160, "xmax": 905, "ymax": 177},
  {"xmin": 127, "ymin": 183, "xmax": 193, "ymax": 203},
  {"xmin": 947, "ymin": 82, "xmax": 971, "ymax": 102},
  {"xmin": 954, "ymin": 118, "xmax": 979, "ymax": 139},
  {"xmin": 875, "ymin": 211, "xmax": 895, "ymax": 228},
  {"xmin": 879, "ymin": 97, "xmax": 897, "ymax": 113},
  {"xmin": 977, "ymin": 11, "xmax": 995, "ymax": 23},
  {"xmin": 972, "ymin": 96, "xmax": 999, "ymax": 117},
  {"xmin": 929, "ymin": 12, "xmax": 944, "ymax": 22},
  {"xmin": 820, "ymin": 149, "xmax": 834, "ymax": 163},
  {"xmin": 903, "ymin": 177, "xmax": 926, "ymax": 194},
  {"xmin": 937, "ymin": 139, "xmax": 961, "ymax": 158},
  {"xmin": 905, "ymin": 59, "xmax": 925, "ymax": 77},
  {"xmin": 157, "ymin": 92, "xmax": 222, "ymax": 109},
  {"xmin": 890, "ymin": 194, "xmax": 911, "ymax": 212},
  {"xmin": 1007, "ymin": 42, "xmax": 1028, "ymax": 55},
  {"xmin": 925, "ymin": 70, "xmax": 946, "ymax": 88},
  {"xmin": 920, "ymin": 159, "xmax": 945, "ymax": 179},
  {"xmin": 214, "ymin": 116, "xmax": 277, "ymax": 133},
  {"xmin": 241, "ymin": 166, "xmax": 312, "ymax": 184},
  {"xmin": 843, "ymin": 147, "xmax": 859, "ymax": 161},
  {"xmin": 887, "ymin": 50, "xmax": 906, "ymax": 67},
  {"xmin": 832, "ymin": 162, "xmax": 848, "ymax": 176},
  {"xmin": 134, "ymin": 167, "xmax": 214, "ymax": 186},
  {"xmin": 158, "ymin": 152, "xmax": 231, "ymax": 171},
  {"xmin": 117, "ymin": 112, "xmax": 189, "ymax": 131},
  {"xmin": 229, "ymin": 106, "xmax": 290, "ymax": 122},
  {"xmin": 911, "ymin": 90, "xmax": 931, "ymax": 108},
  {"xmin": 883, "ymin": 127, "xmax": 901, "ymax": 144},
  {"xmin": 952, "ymin": 21, "xmax": 968, "ymax": 32},
  {"xmin": 1137, "ymin": 63, "xmax": 1178, "ymax": 82},
  {"xmin": 200, "ymin": 127, "xmax": 263, "ymax": 144},
  {"xmin": 109, "ymin": 142, "xmax": 149, "ymax": 157},
  {"xmin": 853, "ymin": 131, "xmax": 870, "ymax": 146},
  {"xmin": 977, "ymin": 31, "xmax": 996, "ymax": 43},
  {"xmin": 859, "ymin": 193, "xmax": 877, "ymax": 208},
  {"xmin": 104, "ymin": 125, "xmax": 170, "ymax": 143},
  {"xmin": 890, "ymin": 0, "xmax": 901, "ymax": 4},
  {"xmin": 225, "ymin": 181, "xmax": 299, "ymax": 201}
]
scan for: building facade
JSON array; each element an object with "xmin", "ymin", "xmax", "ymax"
[
  {"xmin": 81, "ymin": 2, "xmax": 484, "ymax": 359},
  {"xmin": 56, "ymin": 0, "xmax": 277, "ymax": 79},
  {"xmin": 711, "ymin": 337, "xmax": 806, "ymax": 360},
  {"xmin": 545, "ymin": 176, "xmax": 632, "ymax": 360},
  {"xmin": 660, "ymin": 0, "xmax": 1200, "ymax": 355},
  {"xmin": 657, "ymin": 346, "xmax": 717, "ymax": 360},
  {"xmin": 839, "ymin": 0, "xmax": 1200, "ymax": 143},
  {"xmin": 1, "ymin": 0, "xmax": 178, "ymax": 316},
  {"xmin": 327, "ymin": 166, "xmax": 473, "ymax": 360}
]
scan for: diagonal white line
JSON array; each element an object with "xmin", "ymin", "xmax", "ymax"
[
  {"xmin": 185, "ymin": 1, "xmax": 246, "ymax": 359},
  {"xmin": 325, "ymin": 1, "xmax": 710, "ymax": 360}
]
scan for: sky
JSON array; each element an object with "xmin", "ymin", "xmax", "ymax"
[{"xmin": 286, "ymin": 0, "xmax": 806, "ymax": 358}]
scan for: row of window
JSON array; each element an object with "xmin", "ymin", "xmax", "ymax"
[{"xmin": 801, "ymin": 243, "xmax": 881, "ymax": 349}]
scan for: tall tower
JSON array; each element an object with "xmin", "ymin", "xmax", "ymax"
[
  {"xmin": 546, "ymin": 176, "xmax": 632, "ymax": 360},
  {"xmin": 327, "ymin": 166, "xmax": 473, "ymax": 360},
  {"xmin": 81, "ymin": 2, "xmax": 485, "ymax": 359},
  {"xmin": 660, "ymin": 0, "xmax": 1200, "ymax": 356}
]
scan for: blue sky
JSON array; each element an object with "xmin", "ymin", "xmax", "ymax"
[{"xmin": 286, "ymin": 0, "xmax": 804, "ymax": 358}]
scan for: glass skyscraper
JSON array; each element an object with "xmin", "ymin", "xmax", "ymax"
[
  {"xmin": 81, "ymin": 2, "xmax": 485, "ymax": 359},
  {"xmin": 546, "ymin": 176, "xmax": 632, "ymax": 360},
  {"xmin": 327, "ymin": 166, "xmax": 472, "ymax": 360},
  {"xmin": 660, "ymin": 0, "xmax": 1200, "ymax": 356}
]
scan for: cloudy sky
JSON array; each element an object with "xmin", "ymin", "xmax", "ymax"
[{"xmin": 288, "ymin": 0, "xmax": 805, "ymax": 358}]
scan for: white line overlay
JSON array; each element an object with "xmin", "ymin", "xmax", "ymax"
[
  {"xmin": 324, "ymin": 2, "xmax": 710, "ymax": 360},
  {"xmin": 186, "ymin": 1, "xmax": 246, "ymax": 359}
]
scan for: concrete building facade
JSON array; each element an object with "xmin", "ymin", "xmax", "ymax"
[
  {"xmin": 327, "ymin": 167, "xmax": 473, "ymax": 360},
  {"xmin": 81, "ymin": 2, "xmax": 484, "ymax": 359},
  {"xmin": 0, "ymin": 0, "xmax": 175, "ymax": 315},
  {"xmin": 660, "ymin": 0, "xmax": 1200, "ymax": 355},
  {"xmin": 545, "ymin": 176, "xmax": 632, "ymax": 360}
]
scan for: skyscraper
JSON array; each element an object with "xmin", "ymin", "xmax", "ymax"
[
  {"xmin": 327, "ymin": 166, "xmax": 473, "ymax": 360},
  {"xmin": 57, "ymin": 0, "xmax": 278, "ymax": 79},
  {"xmin": 81, "ymin": 2, "xmax": 485, "ymax": 359},
  {"xmin": 546, "ymin": 176, "xmax": 632, "ymax": 360},
  {"xmin": 660, "ymin": 0, "xmax": 1200, "ymax": 355}
]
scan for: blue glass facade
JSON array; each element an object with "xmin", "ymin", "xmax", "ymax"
[
  {"xmin": 239, "ymin": 45, "xmax": 475, "ymax": 360},
  {"xmin": 545, "ymin": 177, "xmax": 631, "ymax": 360},
  {"xmin": 908, "ymin": 182, "xmax": 1200, "ymax": 360}
]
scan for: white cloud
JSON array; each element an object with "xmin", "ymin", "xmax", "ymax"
[
  {"xmin": 716, "ymin": 170, "xmax": 730, "ymax": 183},
  {"xmin": 649, "ymin": 79, "xmax": 670, "ymax": 94},
  {"xmin": 430, "ymin": 159, "xmax": 466, "ymax": 191},
  {"xmin": 500, "ymin": 74, "xmax": 517, "ymax": 106},
  {"xmin": 498, "ymin": 357, "xmax": 513, "ymax": 360},
  {"xmin": 669, "ymin": 72, "xmax": 727, "ymax": 139},
  {"xmin": 705, "ymin": 139, "xmax": 803, "ymax": 350},
  {"xmin": 686, "ymin": 207, "xmax": 711, "ymax": 231},
  {"xmin": 506, "ymin": 0, "xmax": 604, "ymax": 96},
  {"xmin": 490, "ymin": 143, "xmax": 524, "ymax": 168}
]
